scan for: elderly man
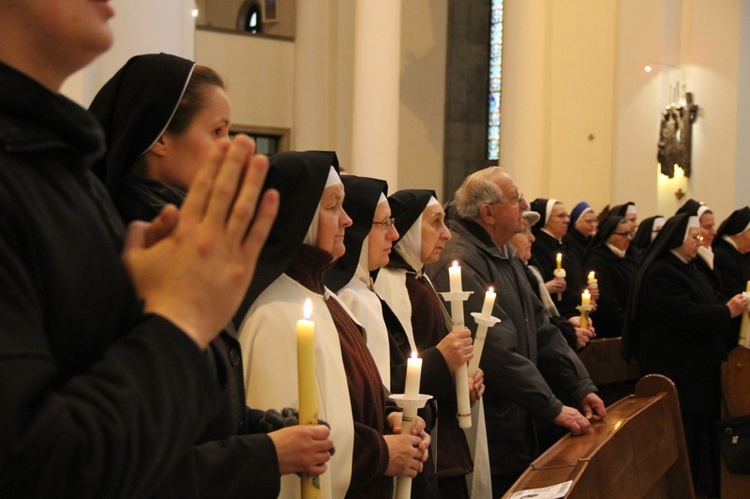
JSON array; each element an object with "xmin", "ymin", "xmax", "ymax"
[{"xmin": 427, "ymin": 167, "xmax": 606, "ymax": 496}]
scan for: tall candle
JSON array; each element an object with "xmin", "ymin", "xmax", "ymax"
[
  {"xmin": 739, "ymin": 281, "xmax": 750, "ymax": 347},
  {"xmin": 481, "ymin": 287, "xmax": 496, "ymax": 317},
  {"xmin": 449, "ymin": 260, "xmax": 463, "ymax": 293},
  {"xmin": 404, "ymin": 352, "xmax": 422, "ymax": 398},
  {"xmin": 297, "ymin": 299, "xmax": 317, "ymax": 426},
  {"xmin": 556, "ymin": 253, "xmax": 562, "ymax": 271}
]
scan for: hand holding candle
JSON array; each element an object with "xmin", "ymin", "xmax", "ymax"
[
  {"xmin": 440, "ymin": 260, "xmax": 473, "ymax": 428},
  {"xmin": 297, "ymin": 299, "xmax": 319, "ymax": 497},
  {"xmin": 579, "ymin": 290, "xmax": 591, "ymax": 329},
  {"xmin": 553, "ymin": 253, "xmax": 565, "ymax": 301},
  {"xmin": 394, "ymin": 352, "xmax": 428, "ymax": 499}
]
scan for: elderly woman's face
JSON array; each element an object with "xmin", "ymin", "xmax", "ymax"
[
  {"xmin": 368, "ymin": 201, "xmax": 399, "ymax": 271},
  {"xmin": 699, "ymin": 212, "xmax": 716, "ymax": 248},
  {"xmin": 420, "ymin": 204, "xmax": 451, "ymax": 264},
  {"xmin": 316, "ymin": 183, "xmax": 352, "ymax": 259},
  {"xmin": 509, "ymin": 220, "xmax": 534, "ymax": 263},
  {"xmin": 575, "ymin": 212, "xmax": 598, "ymax": 237},
  {"xmin": 545, "ymin": 203, "xmax": 569, "ymax": 239},
  {"xmin": 607, "ymin": 221, "xmax": 634, "ymax": 252},
  {"xmin": 675, "ymin": 226, "xmax": 702, "ymax": 261}
]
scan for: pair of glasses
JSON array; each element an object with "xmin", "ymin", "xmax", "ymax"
[
  {"xmin": 692, "ymin": 234, "xmax": 705, "ymax": 242},
  {"xmin": 613, "ymin": 231, "xmax": 635, "ymax": 238},
  {"xmin": 489, "ymin": 192, "xmax": 524, "ymax": 206},
  {"xmin": 551, "ymin": 213, "xmax": 570, "ymax": 219},
  {"xmin": 372, "ymin": 217, "xmax": 396, "ymax": 232}
]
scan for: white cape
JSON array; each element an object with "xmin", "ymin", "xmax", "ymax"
[
  {"xmin": 336, "ymin": 277, "xmax": 391, "ymax": 388},
  {"xmin": 373, "ymin": 267, "xmax": 417, "ymax": 353},
  {"xmin": 238, "ymin": 274, "xmax": 355, "ymax": 499}
]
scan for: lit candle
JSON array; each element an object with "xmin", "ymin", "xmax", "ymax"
[
  {"xmin": 481, "ymin": 286, "xmax": 496, "ymax": 318},
  {"xmin": 580, "ymin": 290, "xmax": 591, "ymax": 329},
  {"xmin": 556, "ymin": 253, "xmax": 562, "ymax": 271},
  {"xmin": 449, "ymin": 260, "xmax": 463, "ymax": 293},
  {"xmin": 588, "ymin": 271, "xmax": 596, "ymax": 283},
  {"xmin": 404, "ymin": 352, "xmax": 422, "ymax": 398},
  {"xmin": 297, "ymin": 299, "xmax": 317, "ymax": 426}
]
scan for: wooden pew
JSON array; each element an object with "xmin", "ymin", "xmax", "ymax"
[
  {"xmin": 502, "ymin": 374, "xmax": 694, "ymax": 498},
  {"xmin": 577, "ymin": 336, "xmax": 640, "ymax": 406},
  {"xmin": 721, "ymin": 346, "xmax": 750, "ymax": 499}
]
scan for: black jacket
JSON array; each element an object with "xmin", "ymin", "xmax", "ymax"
[
  {"xmin": 0, "ymin": 62, "xmax": 224, "ymax": 497},
  {"xmin": 584, "ymin": 245, "xmax": 639, "ymax": 338},
  {"xmin": 531, "ymin": 230, "xmax": 587, "ymax": 317}
]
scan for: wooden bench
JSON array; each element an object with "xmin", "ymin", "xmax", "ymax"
[
  {"xmin": 721, "ymin": 346, "xmax": 750, "ymax": 499},
  {"xmin": 502, "ymin": 374, "xmax": 694, "ymax": 498},
  {"xmin": 577, "ymin": 336, "xmax": 640, "ymax": 406}
]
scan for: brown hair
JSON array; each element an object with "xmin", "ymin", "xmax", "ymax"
[{"xmin": 166, "ymin": 65, "xmax": 225, "ymax": 135}]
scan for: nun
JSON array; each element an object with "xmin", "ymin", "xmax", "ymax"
[
  {"xmin": 324, "ymin": 176, "xmax": 442, "ymax": 498},
  {"xmin": 528, "ymin": 198, "xmax": 590, "ymax": 317},
  {"xmin": 630, "ymin": 214, "xmax": 665, "ymax": 262},
  {"xmin": 676, "ymin": 199, "xmax": 722, "ymax": 298},
  {"xmin": 712, "ymin": 206, "xmax": 750, "ymax": 347},
  {"xmin": 609, "ymin": 201, "xmax": 637, "ymax": 228},
  {"xmin": 89, "ymin": 53, "xmax": 334, "ymax": 498},
  {"xmin": 237, "ymin": 152, "xmax": 428, "ymax": 499},
  {"xmin": 563, "ymin": 201, "xmax": 597, "ymax": 267},
  {"xmin": 583, "ymin": 216, "xmax": 638, "ymax": 338},
  {"xmin": 374, "ymin": 190, "xmax": 481, "ymax": 498},
  {"xmin": 622, "ymin": 213, "xmax": 749, "ymax": 497}
]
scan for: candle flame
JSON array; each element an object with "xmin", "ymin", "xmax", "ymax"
[
  {"xmin": 588, "ymin": 271, "xmax": 595, "ymax": 278},
  {"xmin": 303, "ymin": 298, "xmax": 312, "ymax": 320},
  {"xmin": 557, "ymin": 253, "xmax": 562, "ymax": 259},
  {"xmin": 488, "ymin": 286, "xmax": 494, "ymax": 293},
  {"xmin": 583, "ymin": 289, "xmax": 591, "ymax": 297},
  {"xmin": 452, "ymin": 260, "xmax": 459, "ymax": 268},
  {"xmin": 411, "ymin": 351, "xmax": 418, "ymax": 359}
]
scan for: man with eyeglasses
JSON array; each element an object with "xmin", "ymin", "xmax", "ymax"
[{"xmin": 427, "ymin": 167, "xmax": 605, "ymax": 496}]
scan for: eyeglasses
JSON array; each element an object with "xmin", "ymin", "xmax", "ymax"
[
  {"xmin": 691, "ymin": 234, "xmax": 704, "ymax": 242},
  {"xmin": 612, "ymin": 231, "xmax": 635, "ymax": 238},
  {"xmin": 372, "ymin": 217, "xmax": 396, "ymax": 232},
  {"xmin": 488, "ymin": 192, "xmax": 524, "ymax": 206},
  {"xmin": 551, "ymin": 213, "xmax": 570, "ymax": 219}
]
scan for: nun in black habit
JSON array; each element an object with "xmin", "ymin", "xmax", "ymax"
[
  {"xmin": 89, "ymin": 53, "xmax": 334, "ymax": 498},
  {"xmin": 237, "ymin": 153, "xmax": 429, "ymax": 499},
  {"xmin": 325, "ymin": 176, "xmax": 441, "ymax": 498},
  {"xmin": 622, "ymin": 213, "xmax": 749, "ymax": 497},
  {"xmin": 676, "ymin": 199, "xmax": 723, "ymax": 302},
  {"xmin": 630, "ymin": 215, "xmax": 665, "ymax": 262},
  {"xmin": 528, "ymin": 198, "xmax": 590, "ymax": 318},
  {"xmin": 583, "ymin": 216, "xmax": 638, "ymax": 338},
  {"xmin": 712, "ymin": 206, "xmax": 750, "ymax": 347}
]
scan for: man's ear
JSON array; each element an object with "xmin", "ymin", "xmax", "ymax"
[
  {"xmin": 479, "ymin": 204, "xmax": 494, "ymax": 224},
  {"xmin": 149, "ymin": 134, "xmax": 168, "ymax": 157}
]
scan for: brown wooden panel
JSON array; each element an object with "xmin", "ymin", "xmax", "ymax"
[{"xmin": 721, "ymin": 347, "xmax": 750, "ymax": 499}]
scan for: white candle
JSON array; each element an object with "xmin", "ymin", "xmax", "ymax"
[
  {"xmin": 481, "ymin": 287, "xmax": 496, "ymax": 317},
  {"xmin": 581, "ymin": 289, "xmax": 591, "ymax": 307},
  {"xmin": 297, "ymin": 299, "xmax": 317, "ymax": 426},
  {"xmin": 556, "ymin": 253, "xmax": 562, "ymax": 271},
  {"xmin": 404, "ymin": 352, "xmax": 422, "ymax": 398},
  {"xmin": 588, "ymin": 271, "xmax": 596, "ymax": 283},
  {"xmin": 449, "ymin": 260, "xmax": 463, "ymax": 293}
]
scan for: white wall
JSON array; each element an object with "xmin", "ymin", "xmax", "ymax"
[
  {"xmin": 195, "ymin": 30, "xmax": 294, "ymax": 130},
  {"xmin": 61, "ymin": 0, "xmax": 195, "ymax": 106}
]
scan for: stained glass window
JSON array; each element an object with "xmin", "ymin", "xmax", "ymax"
[{"xmin": 487, "ymin": 0, "xmax": 504, "ymax": 160}]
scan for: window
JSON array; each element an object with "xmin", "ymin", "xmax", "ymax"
[
  {"xmin": 487, "ymin": 0, "xmax": 504, "ymax": 160},
  {"xmin": 237, "ymin": 1, "xmax": 262, "ymax": 34}
]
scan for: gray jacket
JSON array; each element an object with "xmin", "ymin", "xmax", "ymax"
[{"xmin": 427, "ymin": 218, "xmax": 596, "ymax": 475}]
